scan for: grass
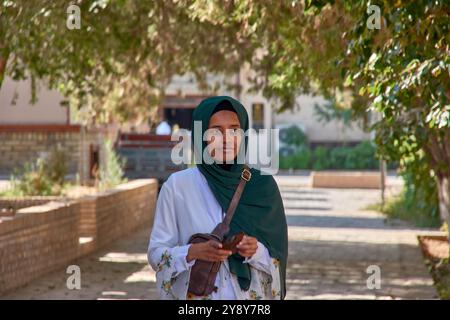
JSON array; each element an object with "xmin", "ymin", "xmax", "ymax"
[
  {"xmin": 0, "ymin": 182, "xmax": 97, "ymax": 199},
  {"xmin": 365, "ymin": 194, "xmax": 442, "ymax": 229},
  {"xmin": 0, "ymin": 188, "xmax": 20, "ymax": 197}
]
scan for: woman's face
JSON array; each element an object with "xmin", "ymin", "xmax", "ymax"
[{"xmin": 206, "ymin": 110, "xmax": 242, "ymax": 163}]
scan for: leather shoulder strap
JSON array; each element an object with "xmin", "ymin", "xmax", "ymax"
[{"xmin": 222, "ymin": 164, "xmax": 251, "ymax": 227}]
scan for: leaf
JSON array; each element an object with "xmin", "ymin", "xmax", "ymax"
[
  {"xmin": 344, "ymin": 74, "xmax": 353, "ymax": 87},
  {"xmin": 367, "ymin": 53, "xmax": 379, "ymax": 70},
  {"xmin": 374, "ymin": 94, "xmax": 383, "ymax": 104}
]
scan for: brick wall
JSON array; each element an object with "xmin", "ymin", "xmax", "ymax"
[
  {"xmin": 0, "ymin": 125, "xmax": 111, "ymax": 183},
  {"xmin": 77, "ymin": 180, "xmax": 158, "ymax": 250},
  {"xmin": 0, "ymin": 129, "xmax": 81, "ymax": 176},
  {"xmin": 0, "ymin": 179, "xmax": 157, "ymax": 295},
  {"xmin": 0, "ymin": 201, "xmax": 81, "ymax": 293}
]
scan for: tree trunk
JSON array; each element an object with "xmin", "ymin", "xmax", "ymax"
[
  {"xmin": 0, "ymin": 50, "xmax": 9, "ymax": 88},
  {"xmin": 426, "ymin": 129, "xmax": 450, "ymax": 248},
  {"xmin": 436, "ymin": 174, "xmax": 450, "ymax": 246}
]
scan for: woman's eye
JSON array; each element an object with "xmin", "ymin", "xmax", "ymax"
[{"xmin": 207, "ymin": 128, "xmax": 222, "ymax": 139}]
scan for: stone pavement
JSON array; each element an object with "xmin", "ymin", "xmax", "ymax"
[
  {"xmin": 1, "ymin": 175, "xmax": 440, "ymax": 299},
  {"xmin": 1, "ymin": 226, "xmax": 157, "ymax": 300},
  {"xmin": 277, "ymin": 176, "xmax": 439, "ymax": 300}
]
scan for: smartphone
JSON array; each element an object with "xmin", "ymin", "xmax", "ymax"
[{"xmin": 222, "ymin": 232, "xmax": 245, "ymax": 253}]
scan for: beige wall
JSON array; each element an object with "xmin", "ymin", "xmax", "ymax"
[
  {"xmin": 274, "ymin": 95, "xmax": 371, "ymax": 143},
  {"xmin": 0, "ymin": 77, "xmax": 68, "ymax": 124},
  {"xmin": 165, "ymin": 66, "xmax": 370, "ymax": 144}
]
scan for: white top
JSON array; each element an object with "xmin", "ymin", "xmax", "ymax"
[
  {"xmin": 155, "ymin": 121, "xmax": 171, "ymax": 135},
  {"xmin": 147, "ymin": 166, "xmax": 282, "ymax": 300}
]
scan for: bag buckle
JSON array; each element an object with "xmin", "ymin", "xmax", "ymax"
[{"xmin": 241, "ymin": 168, "xmax": 251, "ymax": 181}]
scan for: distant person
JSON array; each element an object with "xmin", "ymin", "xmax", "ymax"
[{"xmin": 156, "ymin": 120, "xmax": 171, "ymax": 135}]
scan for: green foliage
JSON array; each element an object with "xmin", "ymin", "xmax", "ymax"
[
  {"xmin": 401, "ymin": 172, "xmax": 440, "ymax": 227},
  {"xmin": 10, "ymin": 159, "xmax": 54, "ymax": 196},
  {"xmin": 400, "ymin": 149, "xmax": 440, "ymax": 219},
  {"xmin": 367, "ymin": 152, "xmax": 440, "ymax": 228},
  {"xmin": 347, "ymin": 141, "xmax": 379, "ymax": 170},
  {"xmin": 214, "ymin": 0, "xmax": 449, "ymax": 226},
  {"xmin": 2, "ymin": 1, "xmax": 449, "ymax": 226},
  {"xmin": 0, "ymin": 1, "xmax": 253, "ymax": 124},
  {"xmin": 372, "ymin": 175, "xmax": 441, "ymax": 229},
  {"xmin": 312, "ymin": 146, "xmax": 330, "ymax": 170},
  {"xmin": 45, "ymin": 146, "xmax": 69, "ymax": 186},
  {"xmin": 279, "ymin": 141, "xmax": 381, "ymax": 171},
  {"xmin": 279, "ymin": 125, "xmax": 308, "ymax": 147},
  {"xmin": 279, "ymin": 148, "xmax": 312, "ymax": 170},
  {"xmin": 329, "ymin": 146, "xmax": 351, "ymax": 169},
  {"xmin": 6, "ymin": 148, "xmax": 69, "ymax": 197},
  {"xmin": 98, "ymin": 139, "xmax": 127, "ymax": 190},
  {"xmin": 314, "ymin": 100, "xmax": 354, "ymax": 128}
]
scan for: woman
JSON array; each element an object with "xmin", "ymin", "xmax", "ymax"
[{"xmin": 147, "ymin": 96, "xmax": 288, "ymax": 300}]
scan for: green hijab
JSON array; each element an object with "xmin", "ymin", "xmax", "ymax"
[{"xmin": 191, "ymin": 95, "xmax": 288, "ymax": 299}]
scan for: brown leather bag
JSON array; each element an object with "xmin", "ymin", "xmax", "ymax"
[{"xmin": 187, "ymin": 165, "xmax": 252, "ymax": 296}]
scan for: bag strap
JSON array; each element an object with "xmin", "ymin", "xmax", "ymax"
[{"xmin": 222, "ymin": 164, "xmax": 251, "ymax": 227}]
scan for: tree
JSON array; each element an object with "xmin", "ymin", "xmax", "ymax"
[
  {"xmin": 0, "ymin": 0, "xmax": 254, "ymax": 123},
  {"xmin": 187, "ymin": 0, "xmax": 450, "ymax": 239},
  {"xmin": 2, "ymin": 1, "xmax": 449, "ymax": 241}
]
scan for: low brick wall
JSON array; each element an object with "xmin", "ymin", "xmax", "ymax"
[
  {"xmin": 0, "ymin": 197, "xmax": 63, "ymax": 213},
  {"xmin": 0, "ymin": 201, "xmax": 81, "ymax": 293},
  {"xmin": 79, "ymin": 180, "xmax": 158, "ymax": 250},
  {"xmin": 311, "ymin": 171, "xmax": 382, "ymax": 189},
  {"xmin": 0, "ymin": 179, "xmax": 158, "ymax": 295}
]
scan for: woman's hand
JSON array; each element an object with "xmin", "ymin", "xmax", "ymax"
[
  {"xmin": 236, "ymin": 235, "xmax": 258, "ymax": 258},
  {"xmin": 187, "ymin": 240, "xmax": 232, "ymax": 263}
]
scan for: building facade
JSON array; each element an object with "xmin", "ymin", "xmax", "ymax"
[{"xmin": 0, "ymin": 77, "xmax": 108, "ymax": 182}]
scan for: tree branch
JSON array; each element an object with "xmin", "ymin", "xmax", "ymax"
[{"xmin": 0, "ymin": 48, "xmax": 10, "ymax": 88}]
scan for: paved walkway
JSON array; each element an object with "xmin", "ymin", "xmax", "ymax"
[
  {"xmin": 1, "ymin": 176, "xmax": 440, "ymax": 299},
  {"xmin": 277, "ymin": 177, "xmax": 439, "ymax": 299},
  {"xmin": 1, "ymin": 227, "xmax": 157, "ymax": 300}
]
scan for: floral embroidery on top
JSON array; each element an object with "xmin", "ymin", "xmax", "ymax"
[
  {"xmin": 157, "ymin": 250, "xmax": 172, "ymax": 272},
  {"xmin": 249, "ymin": 289, "xmax": 263, "ymax": 300},
  {"xmin": 272, "ymin": 288, "xmax": 281, "ymax": 298},
  {"xmin": 161, "ymin": 277, "xmax": 178, "ymax": 299},
  {"xmin": 272, "ymin": 258, "xmax": 280, "ymax": 268},
  {"xmin": 152, "ymin": 246, "xmax": 281, "ymax": 300},
  {"xmin": 260, "ymin": 274, "xmax": 272, "ymax": 296}
]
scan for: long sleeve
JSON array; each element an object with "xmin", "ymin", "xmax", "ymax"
[
  {"xmin": 243, "ymin": 241, "xmax": 272, "ymax": 274},
  {"xmin": 243, "ymin": 241, "xmax": 283, "ymax": 300},
  {"xmin": 147, "ymin": 181, "xmax": 196, "ymax": 299}
]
